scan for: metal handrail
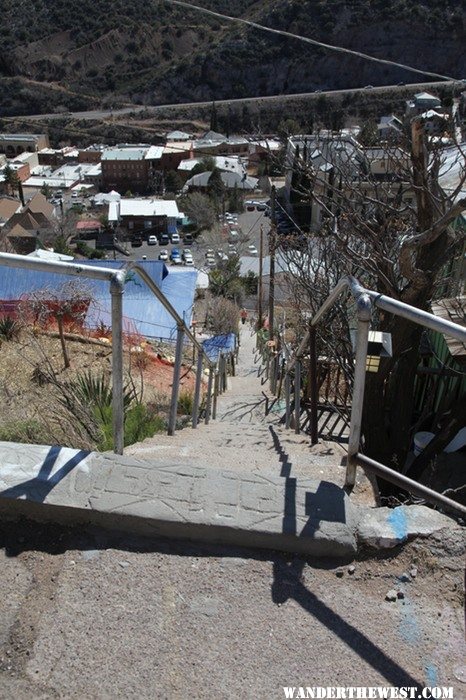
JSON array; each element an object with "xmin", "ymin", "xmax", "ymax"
[
  {"xmin": 0, "ymin": 253, "xmax": 215, "ymax": 454},
  {"xmin": 277, "ymin": 274, "xmax": 466, "ymax": 516}
]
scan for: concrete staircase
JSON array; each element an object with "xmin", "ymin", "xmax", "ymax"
[
  {"xmin": 126, "ymin": 327, "xmax": 375, "ymax": 506},
  {"xmin": 1, "ymin": 326, "xmax": 461, "ymax": 558}
]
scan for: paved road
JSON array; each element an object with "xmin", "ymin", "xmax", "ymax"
[{"xmin": 4, "ymin": 81, "xmax": 459, "ymax": 122}]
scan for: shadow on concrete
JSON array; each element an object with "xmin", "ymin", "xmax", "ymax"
[
  {"xmin": 0, "ymin": 445, "xmax": 90, "ymax": 503},
  {"xmin": 0, "ymin": 516, "xmax": 422, "ymax": 689},
  {"xmin": 219, "ymin": 395, "xmax": 268, "ymax": 422},
  {"xmin": 267, "ymin": 424, "xmax": 423, "ymax": 689}
]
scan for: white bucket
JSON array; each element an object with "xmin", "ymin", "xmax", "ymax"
[
  {"xmin": 413, "ymin": 431, "xmax": 435, "ymax": 456},
  {"xmin": 445, "ymin": 427, "xmax": 466, "ymax": 453}
]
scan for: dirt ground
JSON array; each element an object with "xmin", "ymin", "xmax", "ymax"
[
  {"xmin": 0, "ymin": 328, "xmax": 200, "ymax": 448},
  {"xmin": 0, "ymin": 518, "xmax": 464, "ymax": 699}
]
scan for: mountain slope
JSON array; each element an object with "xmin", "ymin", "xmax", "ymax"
[{"xmin": 1, "ymin": 0, "xmax": 464, "ymax": 115}]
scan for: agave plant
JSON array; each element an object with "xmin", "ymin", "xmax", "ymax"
[
  {"xmin": 0, "ymin": 315, "xmax": 21, "ymax": 341},
  {"xmin": 72, "ymin": 370, "xmax": 136, "ymax": 419}
]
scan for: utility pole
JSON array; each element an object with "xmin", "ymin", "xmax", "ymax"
[
  {"xmin": 257, "ymin": 224, "xmax": 263, "ymax": 329},
  {"xmin": 268, "ymin": 186, "xmax": 276, "ymax": 341}
]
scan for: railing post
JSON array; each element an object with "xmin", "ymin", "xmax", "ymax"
[
  {"xmin": 223, "ymin": 355, "xmax": 228, "ymax": 392},
  {"xmin": 309, "ymin": 326, "xmax": 318, "ymax": 445},
  {"xmin": 204, "ymin": 367, "xmax": 214, "ymax": 424},
  {"xmin": 168, "ymin": 324, "xmax": 184, "ymax": 436},
  {"xmin": 346, "ymin": 294, "xmax": 372, "ymax": 487},
  {"xmin": 212, "ymin": 368, "xmax": 219, "ymax": 419},
  {"xmin": 192, "ymin": 350, "xmax": 204, "ymax": 429},
  {"xmin": 285, "ymin": 372, "xmax": 291, "ymax": 429},
  {"xmin": 294, "ymin": 360, "xmax": 301, "ymax": 434},
  {"xmin": 110, "ymin": 275, "xmax": 125, "ymax": 455},
  {"xmin": 270, "ymin": 352, "xmax": 278, "ymax": 395}
]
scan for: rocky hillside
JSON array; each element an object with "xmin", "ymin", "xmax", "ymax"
[{"xmin": 0, "ymin": 0, "xmax": 464, "ymax": 115}]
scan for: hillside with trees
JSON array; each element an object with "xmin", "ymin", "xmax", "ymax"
[{"xmin": 0, "ymin": 0, "xmax": 464, "ymax": 115}]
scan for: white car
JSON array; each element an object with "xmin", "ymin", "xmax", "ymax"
[
  {"xmin": 148, "ymin": 235, "xmax": 157, "ymax": 245},
  {"xmin": 158, "ymin": 249, "xmax": 169, "ymax": 261},
  {"xmin": 183, "ymin": 249, "xmax": 194, "ymax": 265},
  {"xmin": 247, "ymin": 244, "xmax": 259, "ymax": 256},
  {"xmin": 170, "ymin": 232, "xmax": 181, "ymax": 244}
]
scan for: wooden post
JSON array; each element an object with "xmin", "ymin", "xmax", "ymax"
[
  {"xmin": 294, "ymin": 360, "xmax": 301, "ymax": 435},
  {"xmin": 258, "ymin": 224, "xmax": 264, "ymax": 329},
  {"xmin": 268, "ymin": 186, "xmax": 276, "ymax": 341},
  {"xmin": 309, "ymin": 326, "xmax": 318, "ymax": 445},
  {"xmin": 204, "ymin": 367, "xmax": 214, "ymax": 424},
  {"xmin": 192, "ymin": 351, "xmax": 203, "ymax": 429},
  {"xmin": 168, "ymin": 325, "xmax": 184, "ymax": 435},
  {"xmin": 285, "ymin": 372, "xmax": 291, "ymax": 429}
]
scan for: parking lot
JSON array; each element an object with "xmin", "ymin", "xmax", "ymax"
[{"xmin": 109, "ymin": 202, "xmax": 271, "ymax": 269}]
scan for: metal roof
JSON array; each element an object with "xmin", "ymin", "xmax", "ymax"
[{"xmin": 101, "ymin": 148, "xmax": 148, "ymax": 161}]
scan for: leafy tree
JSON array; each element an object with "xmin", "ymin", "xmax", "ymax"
[
  {"xmin": 191, "ymin": 156, "xmax": 216, "ymax": 177},
  {"xmin": 359, "ymin": 120, "xmax": 379, "ymax": 146},
  {"xmin": 210, "ymin": 101, "xmax": 218, "ymax": 131},
  {"xmin": 40, "ymin": 182, "xmax": 52, "ymax": 199},
  {"xmin": 278, "ymin": 118, "xmax": 301, "ymax": 141},
  {"xmin": 164, "ymin": 170, "xmax": 183, "ymax": 193},
  {"xmin": 178, "ymin": 192, "xmax": 215, "ymax": 231},
  {"xmin": 207, "ymin": 168, "xmax": 225, "ymax": 204},
  {"xmin": 228, "ymin": 184, "xmax": 244, "ymax": 214},
  {"xmin": 209, "ymin": 256, "xmax": 244, "ymax": 303}
]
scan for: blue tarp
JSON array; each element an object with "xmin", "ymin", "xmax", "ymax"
[
  {"xmin": 202, "ymin": 333, "xmax": 237, "ymax": 362},
  {"xmin": 0, "ymin": 260, "xmax": 197, "ymax": 342}
]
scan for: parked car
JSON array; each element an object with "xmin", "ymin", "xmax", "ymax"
[
  {"xmin": 159, "ymin": 233, "xmax": 169, "ymax": 246},
  {"xmin": 131, "ymin": 236, "xmax": 143, "ymax": 247},
  {"xmin": 256, "ymin": 202, "xmax": 267, "ymax": 211},
  {"xmin": 229, "ymin": 229, "xmax": 239, "ymax": 241},
  {"xmin": 147, "ymin": 235, "xmax": 157, "ymax": 245},
  {"xmin": 183, "ymin": 249, "xmax": 194, "ymax": 266},
  {"xmin": 170, "ymin": 232, "xmax": 180, "ymax": 244},
  {"xmin": 158, "ymin": 249, "xmax": 169, "ymax": 261},
  {"xmin": 183, "ymin": 232, "xmax": 193, "ymax": 245},
  {"xmin": 247, "ymin": 244, "xmax": 259, "ymax": 256},
  {"xmin": 170, "ymin": 248, "xmax": 182, "ymax": 264}
]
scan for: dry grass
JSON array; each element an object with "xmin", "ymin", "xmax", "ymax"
[{"xmin": 0, "ymin": 326, "xmax": 201, "ymax": 450}]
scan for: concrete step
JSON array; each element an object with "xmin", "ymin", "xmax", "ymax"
[{"xmin": 0, "ymin": 442, "xmax": 460, "ymax": 559}]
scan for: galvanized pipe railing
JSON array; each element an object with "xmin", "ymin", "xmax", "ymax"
[
  {"xmin": 0, "ymin": 253, "xmax": 215, "ymax": 454},
  {"xmin": 277, "ymin": 274, "xmax": 466, "ymax": 515}
]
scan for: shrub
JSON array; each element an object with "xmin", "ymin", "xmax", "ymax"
[
  {"xmin": 0, "ymin": 316, "xmax": 21, "ymax": 341},
  {"xmin": 0, "ymin": 419, "xmax": 49, "ymax": 444},
  {"xmin": 177, "ymin": 389, "xmax": 193, "ymax": 416}
]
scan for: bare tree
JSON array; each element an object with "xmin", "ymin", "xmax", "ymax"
[
  {"xmin": 279, "ymin": 120, "xmax": 465, "ymax": 471},
  {"xmin": 23, "ymin": 281, "xmax": 94, "ymax": 369}
]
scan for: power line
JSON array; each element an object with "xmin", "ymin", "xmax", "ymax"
[{"xmin": 161, "ymin": 0, "xmax": 458, "ymax": 83}]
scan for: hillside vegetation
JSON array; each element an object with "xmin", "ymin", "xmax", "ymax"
[{"xmin": 0, "ymin": 0, "xmax": 464, "ymax": 115}]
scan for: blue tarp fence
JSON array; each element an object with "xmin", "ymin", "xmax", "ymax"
[
  {"xmin": 202, "ymin": 333, "xmax": 237, "ymax": 363},
  {"xmin": 0, "ymin": 260, "xmax": 197, "ymax": 342}
]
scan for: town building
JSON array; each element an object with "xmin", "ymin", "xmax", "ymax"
[
  {"xmin": 182, "ymin": 170, "xmax": 258, "ymax": 194},
  {"xmin": 0, "ymin": 192, "xmax": 56, "ymax": 254},
  {"xmin": 101, "ymin": 145, "xmax": 164, "ymax": 194},
  {"xmin": 0, "ymin": 133, "xmax": 50, "ymax": 157},
  {"xmin": 405, "ymin": 92, "xmax": 442, "ymax": 117},
  {"xmin": 108, "ymin": 198, "xmax": 180, "ymax": 238}
]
